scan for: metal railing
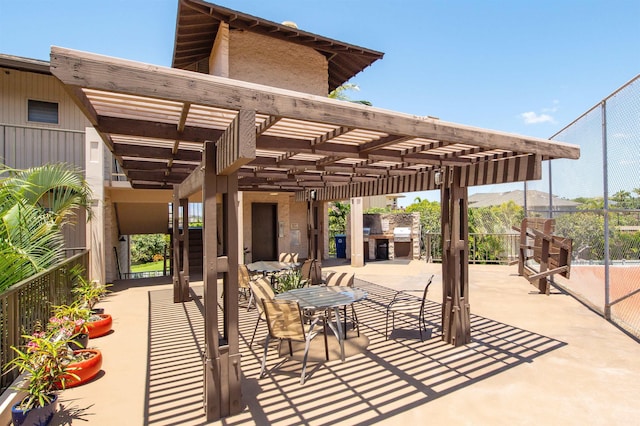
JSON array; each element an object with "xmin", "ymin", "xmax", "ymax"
[
  {"xmin": 331, "ymin": 231, "xmax": 519, "ymax": 264},
  {"xmin": 424, "ymin": 233, "xmax": 519, "ymax": 264},
  {"xmin": 122, "ymin": 271, "xmax": 167, "ymax": 279},
  {"xmin": 0, "ymin": 251, "xmax": 89, "ymax": 393}
]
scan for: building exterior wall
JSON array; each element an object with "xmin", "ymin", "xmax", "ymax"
[
  {"xmin": 0, "ymin": 66, "xmax": 92, "ymax": 254},
  {"xmin": 229, "ymin": 31, "xmax": 328, "ymax": 96},
  {"xmin": 0, "ymin": 66, "xmax": 91, "ymax": 129},
  {"xmin": 241, "ymin": 191, "xmax": 309, "ymax": 262}
]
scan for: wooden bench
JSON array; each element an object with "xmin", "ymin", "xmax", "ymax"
[{"xmin": 512, "ymin": 218, "xmax": 573, "ymax": 295}]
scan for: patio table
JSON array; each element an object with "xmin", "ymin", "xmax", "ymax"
[
  {"xmin": 275, "ymin": 285, "xmax": 367, "ymax": 361},
  {"xmin": 246, "ymin": 260, "xmax": 300, "ymax": 288}
]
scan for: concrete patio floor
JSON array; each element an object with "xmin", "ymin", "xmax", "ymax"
[{"xmin": 52, "ymin": 260, "xmax": 640, "ymax": 425}]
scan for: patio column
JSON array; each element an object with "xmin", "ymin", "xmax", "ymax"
[
  {"xmin": 201, "ymin": 110, "xmax": 255, "ymax": 421},
  {"xmin": 440, "ymin": 166, "xmax": 471, "ymax": 346},
  {"xmin": 307, "ymin": 193, "xmax": 320, "ymax": 260},
  {"xmin": 350, "ymin": 197, "xmax": 364, "ymax": 267},
  {"xmin": 172, "ymin": 190, "xmax": 190, "ymax": 303}
]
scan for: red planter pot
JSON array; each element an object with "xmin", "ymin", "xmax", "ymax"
[
  {"xmin": 59, "ymin": 349, "xmax": 103, "ymax": 388},
  {"xmin": 87, "ymin": 314, "xmax": 112, "ymax": 338}
]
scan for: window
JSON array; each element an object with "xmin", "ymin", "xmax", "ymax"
[{"xmin": 27, "ymin": 99, "xmax": 59, "ymax": 124}]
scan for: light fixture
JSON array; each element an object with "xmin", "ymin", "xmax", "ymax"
[
  {"xmin": 434, "ymin": 170, "xmax": 442, "ymax": 186},
  {"xmin": 310, "ymin": 189, "xmax": 317, "ymax": 201}
]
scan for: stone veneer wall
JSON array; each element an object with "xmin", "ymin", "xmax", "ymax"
[
  {"xmin": 229, "ymin": 30, "xmax": 328, "ymax": 96},
  {"xmin": 361, "ymin": 212, "xmax": 421, "ymax": 260}
]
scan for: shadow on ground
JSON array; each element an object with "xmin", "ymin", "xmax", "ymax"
[{"xmin": 142, "ymin": 279, "xmax": 566, "ymax": 425}]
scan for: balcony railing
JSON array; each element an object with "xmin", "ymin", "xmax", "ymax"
[{"xmin": 0, "ymin": 251, "xmax": 89, "ymax": 393}]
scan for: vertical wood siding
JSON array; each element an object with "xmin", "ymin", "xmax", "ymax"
[
  {"xmin": 0, "ymin": 66, "xmax": 91, "ymax": 129},
  {"xmin": 0, "ymin": 66, "xmax": 90, "ymax": 251}
]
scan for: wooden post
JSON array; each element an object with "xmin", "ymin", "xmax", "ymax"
[
  {"xmin": 222, "ymin": 172, "xmax": 242, "ymax": 416},
  {"xmin": 440, "ymin": 167, "xmax": 471, "ymax": 346},
  {"xmin": 180, "ymin": 198, "xmax": 190, "ymax": 301},
  {"xmin": 202, "ymin": 110, "xmax": 254, "ymax": 421},
  {"xmin": 202, "ymin": 141, "xmax": 221, "ymax": 421},
  {"xmin": 172, "ymin": 189, "xmax": 181, "ymax": 303}
]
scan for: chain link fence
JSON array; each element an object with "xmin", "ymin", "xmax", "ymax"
[{"xmin": 532, "ymin": 74, "xmax": 640, "ymax": 339}]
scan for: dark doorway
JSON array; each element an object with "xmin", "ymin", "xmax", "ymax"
[
  {"xmin": 251, "ymin": 203, "xmax": 277, "ymax": 260},
  {"xmin": 394, "ymin": 241, "xmax": 411, "ymax": 258}
]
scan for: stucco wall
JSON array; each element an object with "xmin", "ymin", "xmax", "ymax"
[{"xmin": 229, "ymin": 31, "xmax": 328, "ymax": 96}]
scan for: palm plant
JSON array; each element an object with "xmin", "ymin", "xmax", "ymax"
[{"xmin": 0, "ymin": 163, "xmax": 93, "ymax": 292}]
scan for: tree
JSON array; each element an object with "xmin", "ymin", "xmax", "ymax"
[
  {"xmin": 130, "ymin": 234, "xmax": 168, "ymax": 264},
  {"xmin": 405, "ymin": 198, "xmax": 441, "ymax": 258},
  {"xmin": 328, "ymin": 83, "xmax": 372, "ymax": 106},
  {"xmin": 0, "ymin": 163, "xmax": 93, "ymax": 291},
  {"xmin": 328, "ymin": 201, "xmax": 350, "ymax": 233},
  {"xmin": 555, "ymin": 212, "xmax": 605, "ymax": 260}
]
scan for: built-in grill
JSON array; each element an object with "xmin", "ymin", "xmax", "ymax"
[{"xmin": 393, "ymin": 227, "xmax": 411, "ymax": 242}]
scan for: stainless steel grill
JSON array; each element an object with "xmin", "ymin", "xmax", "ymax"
[{"xmin": 393, "ymin": 227, "xmax": 411, "ymax": 242}]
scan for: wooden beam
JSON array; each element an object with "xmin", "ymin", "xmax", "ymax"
[
  {"xmin": 216, "ymin": 109, "xmax": 256, "ymax": 175},
  {"xmin": 178, "ymin": 162, "xmax": 204, "ymax": 200},
  {"xmin": 97, "ymin": 115, "xmax": 217, "ymax": 142},
  {"xmin": 113, "ymin": 143, "xmax": 202, "ymax": 162},
  {"xmin": 50, "ymin": 47, "xmax": 580, "ymax": 160},
  {"xmin": 294, "ymin": 153, "xmax": 543, "ymax": 201}
]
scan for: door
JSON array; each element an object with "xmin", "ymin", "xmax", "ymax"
[{"xmin": 251, "ymin": 203, "xmax": 277, "ymax": 261}]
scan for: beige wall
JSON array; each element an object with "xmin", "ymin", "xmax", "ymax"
[
  {"xmin": 0, "ymin": 66, "xmax": 91, "ymax": 129},
  {"xmin": 241, "ymin": 191, "xmax": 309, "ymax": 262},
  {"xmin": 229, "ymin": 31, "xmax": 328, "ymax": 96},
  {"xmin": 0, "ymin": 67, "xmax": 91, "ymax": 253}
]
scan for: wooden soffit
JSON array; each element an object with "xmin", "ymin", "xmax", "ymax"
[{"xmin": 50, "ymin": 47, "xmax": 580, "ymax": 202}]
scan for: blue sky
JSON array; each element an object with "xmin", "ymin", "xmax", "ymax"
[{"xmin": 1, "ymin": 0, "xmax": 638, "ymax": 204}]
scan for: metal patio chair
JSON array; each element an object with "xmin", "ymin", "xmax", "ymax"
[
  {"xmin": 259, "ymin": 298, "xmax": 322, "ymax": 385},
  {"xmin": 385, "ymin": 275, "xmax": 434, "ymax": 341}
]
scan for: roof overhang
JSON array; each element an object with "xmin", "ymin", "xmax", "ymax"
[
  {"xmin": 50, "ymin": 46, "xmax": 580, "ymax": 202},
  {"xmin": 172, "ymin": 0, "xmax": 384, "ymax": 91},
  {"xmin": 0, "ymin": 53, "xmax": 51, "ymax": 75}
]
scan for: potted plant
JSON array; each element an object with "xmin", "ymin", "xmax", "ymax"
[
  {"xmin": 275, "ymin": 269, "xmax": 307, "ymax": 293},
  {"xmin": 50, "ymin": 301, "xmax": 91, "ymax": 349},
  {"xmin": 45, "ymin": 314, "xmax": 103, "ymax": 387},
  {"xmin": 4, "ymin": 329, "xmax": 76, "ymax": 426},
  {"xmin": 70, "ymin": 265, "xmax": 111, "ymax": 314},
  {"xmin": 51, "ymin": 300, "xmax": 112, "ymax": 339}
]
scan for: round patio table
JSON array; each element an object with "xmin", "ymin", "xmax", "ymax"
[
  {"xmin": 275, "ymin": 285, "xmax": 367, "ymax": 361},
  {"xmin": 246, "ymin": 260, "xmax": 300, "ymax": 288}
]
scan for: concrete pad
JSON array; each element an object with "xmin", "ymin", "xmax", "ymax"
[{"xmin": 51, "ymin": 261, "xmax": 640, "ymax": 425}]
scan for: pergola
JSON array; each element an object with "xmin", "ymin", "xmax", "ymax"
[{"xmin": 50, "ymin": 46, "xmax": 579, "ymax": 421}]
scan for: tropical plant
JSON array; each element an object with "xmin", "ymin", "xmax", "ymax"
[
  {"xmin": 130, "ymin": 233, "xmax": 168, "ymax": 264},
  {"xmin": 4, "ymin": 327, "xmax": 76, "ymax": 411},
  {"xmin": 328, "ymin": 83, "xmax": 372, "ymax": 106},
  {"xmin": 50, "ymin": 301, "xmax": 92, "ymax": 335},
  {"xmin": 0, "ymin": 163, "xmax": 93, "ymax": 292},
  {"xmin": 275, "ymin": 270, "xmax": 306, "ymax": 293},
  {"xmin": 328, "ymin": 201, "xmax": 350, "ymax": 234},
  {"xmin": 70, "ymin": 265, "xmax": 111, "ymax": 310}
]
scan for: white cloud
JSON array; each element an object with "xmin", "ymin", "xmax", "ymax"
[
  {"xmin": 520, "ymin": 100, "xmax": 560, "ymax": 125},
  {"xmin": 520, "ymin": 111, "xmax": 555, "ymax": 124}
]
